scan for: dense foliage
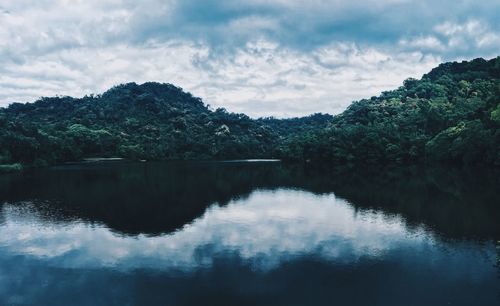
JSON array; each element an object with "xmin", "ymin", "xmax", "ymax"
[
  {"xmin": 0, "ymin": 82, "xmax": 329, "ymax": 167},
  {"xmin": 281, "ymin": 57, "xmax": 500, "ymax": 165},
  {"xmin": 0, "ymin": 57, "xmax": 498, "ymax": 169}
]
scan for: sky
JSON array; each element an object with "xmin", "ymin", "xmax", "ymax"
[{"xmin": 0, "ymin": 0, "xmax": 499, "ymax": 117}]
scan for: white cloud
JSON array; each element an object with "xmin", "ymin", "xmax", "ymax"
[
  {"xmin": 0, "ymin": 1, "xmax": 498, "ymax": 117},
  {"xmin": 399, "ymin": 36, "xmax": 445, "ymax": 51},
  {"xmin": 434, "ymin": 20, "xmax": 500, "ymax": 51},
  {"xmin": 0, "ymin": 39, "xmax": 441, "ymax": 117}
]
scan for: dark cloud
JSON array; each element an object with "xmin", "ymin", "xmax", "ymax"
[
  {"xmin": 123, "ymin": 0, "xmax": 500, "ymax": 57},
  {"xmin": 0, "ymin": 0, "xmax": 498, "ymax": 116}
]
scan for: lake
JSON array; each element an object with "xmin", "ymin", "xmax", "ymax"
[{"xmin": 0, "ymin": 161, "xmax": 499, "ymax": 305}]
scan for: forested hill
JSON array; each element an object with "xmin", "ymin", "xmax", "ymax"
[
  {"xmin": 0, "ymin": 82, "xmax": 331, "ymax": 167},
  {"xmin": 0, "ymin": 57, "xmax": 499, "ymax": 170},
  {"xmin": 281, "ymin": 57, "xmax": 500, "ymax": 165}
]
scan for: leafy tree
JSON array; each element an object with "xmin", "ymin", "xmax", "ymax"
[{"xmin": 0, "ymin": 57, "xmax": 498, "ymax": 168}]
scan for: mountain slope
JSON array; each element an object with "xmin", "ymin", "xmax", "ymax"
[
  {"xmin": 0, "ymin": 57, "xmax": 498, "ymax": 168},
  {"xmin": 0, "ymin": 82, "xmax": 330, "ymax": 166},
  {"xmin": 281, "ymin": 57, "xmax": 500, "ymax": 165}
]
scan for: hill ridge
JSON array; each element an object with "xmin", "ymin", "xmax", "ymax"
[{"xmin": 0, "ymin": 56, "xmax": 498, "ymax": 168}]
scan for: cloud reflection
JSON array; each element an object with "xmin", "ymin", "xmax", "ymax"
[{"xmin": 0, "ymin": 189, "xmax": 435, "ymax": 271}]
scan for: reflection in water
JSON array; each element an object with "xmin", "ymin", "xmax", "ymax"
[
  {"xmin": 1, "ymin": 190, "xmax": 435, "ymax": 270},
  {"xmin": 0, "ymin": 161, "xmax": 499, "ymax": 239},
  {"xmin": 0, "ymin": 162, "xmax": 499, "ymax": 306}
]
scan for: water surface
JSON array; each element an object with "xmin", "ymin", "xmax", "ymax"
[{"xmin": 0, "ymin": 161, "xmax": 499, "ymax": 305}]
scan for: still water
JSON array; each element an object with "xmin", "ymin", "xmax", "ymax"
[{"xmin": 0, "ymin": 161, "xmax": 499, "ymax": 305}]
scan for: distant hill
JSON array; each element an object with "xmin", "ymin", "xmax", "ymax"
[
  {"xmin": 281, "ymin": 57, "xmax": 500, "ymax": 165},
  {"xmin": 0, "ymin": 57, "xmax": 498, "ymax": 169},
  {"xmin": 0, "ymin": 82, "xmax": 330, "ymax": 167}
]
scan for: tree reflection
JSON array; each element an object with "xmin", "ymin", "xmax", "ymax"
[{"xmin": 0, "ymin": 161, "xmax": 499, "ymax": 239}]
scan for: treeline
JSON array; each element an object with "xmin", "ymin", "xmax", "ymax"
[
  {"xmin": 0, "ymin": 82, "xmax": 329, "ymax": 167},
  {"xmin": 0, "ymin": 57, "xmax": 498, "ymax": 169},
  {"xmin": 280, "ymin": 57, "xmax": 500, "ymax": 165}
]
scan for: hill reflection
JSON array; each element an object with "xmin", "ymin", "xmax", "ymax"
[
  {"xmin": 0, "ymin": 161, "xmax": 499, "ymax": 239},
  {"xmin": 0, "ymin": 190, "xmax": 438, "ymax": 271}
]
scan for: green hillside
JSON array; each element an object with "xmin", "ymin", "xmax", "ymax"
[
  {"xmin": 281, "ymin": 57, "xmax": 500, "ymax": 165},
  {"xmin": 0, "ymin": 57, "xmax": 498, "ymax": 169}
]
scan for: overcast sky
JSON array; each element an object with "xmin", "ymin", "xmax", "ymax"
[{"xmin": 0, "ymin": 0, "xmax": 498, "ymax": 117}]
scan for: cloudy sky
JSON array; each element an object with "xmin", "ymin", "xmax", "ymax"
[{"xmin": 0, "ymin": 1, "xmax": 498, "ymax": 117}]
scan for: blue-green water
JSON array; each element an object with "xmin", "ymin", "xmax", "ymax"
[{"xmin": 0, "ymin": 162, "xmax": 499, "ymax": 305}]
